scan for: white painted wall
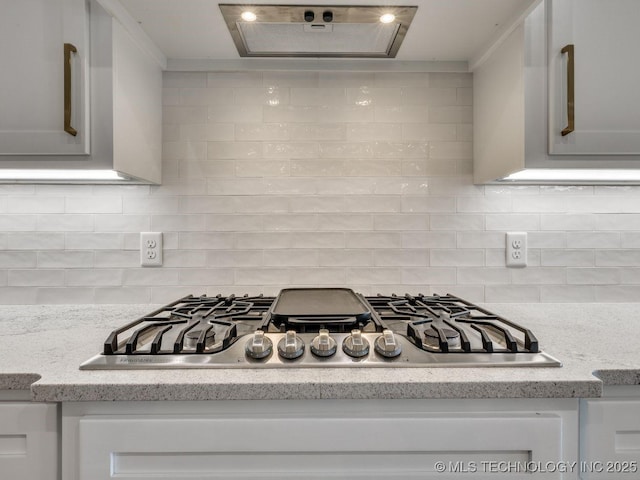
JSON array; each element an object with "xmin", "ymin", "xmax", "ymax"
[{"xmin": 1, "ymin": 71, "xmax": 639, "ymax": 304}]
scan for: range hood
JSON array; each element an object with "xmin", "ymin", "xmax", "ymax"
[{"xmin": 218, "ymin": 4, "xmax": 417, "ymax": 58}]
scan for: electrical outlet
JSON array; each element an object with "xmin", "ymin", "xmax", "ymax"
[
  {"xmin": 140, "ymin": 232, "xmax": 162, "ymax": 267},
  {"xmin": 506, "ymin": 232, "xmax": 527, "ymax": 268}
]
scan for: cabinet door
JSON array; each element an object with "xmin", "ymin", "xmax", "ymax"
[
  {"xmin": 0, "ymin": 0, "xmax": 89, "ymax": 155},
  {"xmin": 0, "ymin": 403, "xmax": 59, "ymax": 480},
  {"xmin": 581, "ymin": 398, "xmax": 640, "ymax": 479},
  {"xmin": 78, "ymin": 413, "xmax": 566, "ymax": 479},
  {"xmin": 548, "ymin": 0, "xmax": 640, "ymax": 155}
]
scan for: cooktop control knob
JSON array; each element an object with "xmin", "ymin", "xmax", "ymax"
[
  {"xmin": 310, "ymin": 329, "xmax": 337, "ymax": 357},
  {"xmin": 374, "ymin": 329, "xmax": 402, "ymax": 358},
  {"xmin": 342, "ymin": 329, "xmax": 370, "ymax": 358},
  {"xmin": 245, "ymin": 330, "xmax": 273, "ymax": 360},
  {"xmin": 277, "ymin": 330, "xmax": 305, "ymax": 359}
]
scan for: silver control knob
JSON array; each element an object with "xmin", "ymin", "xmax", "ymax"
[
  {"xmin": 245, "ymin": 330, "xmax": 273, "ymax": 359},
  {"xmin": 374, "ymin": 329, "xmax": 402, "ymax": 358},
  {"xmin": 342, "ymin": 329, "xmax": 370, "ymax": 358},
  {"xmin": 277, "ymin": 330, "xmax": 305, "ymax": 359},
  {"xmin": 310, "ymin": 329, "xmax": 337, "ymax": 357}
]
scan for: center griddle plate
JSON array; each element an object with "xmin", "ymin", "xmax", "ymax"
[{"xmin": 271, "ymin": 288, "xmax": 371, "ymax": 322}]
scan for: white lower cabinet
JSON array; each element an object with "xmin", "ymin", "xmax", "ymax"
[
  {"xmin": 580, "ymin": 387, "xmax": 640, "ymax": 479},
  {"xmin": 0, "ymin": 401, "xmax": 59, "ymax": 480},
  {"xmin": 63, "ymin": 399, "xmax": 579, "ymax": 480}
]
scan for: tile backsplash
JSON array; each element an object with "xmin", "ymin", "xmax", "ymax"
[{"xmin": 2, "ymin": 70, "xmax": 640, "ymax": 304}]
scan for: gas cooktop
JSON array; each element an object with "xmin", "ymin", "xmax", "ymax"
[{"xmin": 80, "ymin": 288, "xmax": 561, "ymax": 369}]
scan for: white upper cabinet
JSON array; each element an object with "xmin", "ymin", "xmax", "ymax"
[
  {"xmin": 548, "ymin": 0, "xmax": 640, "ymax": 155},
  {"xmin": 473, "ymin": 0, "xmax": 640, "ymax": 184},
  {"xmin": 0, "ymin": 0, "xmax": 90, "ymax": 155}
]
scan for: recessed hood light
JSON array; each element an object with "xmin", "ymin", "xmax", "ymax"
[{"xmin": 219, "ymin": 4, "xmax": 418, "ymax": 58}]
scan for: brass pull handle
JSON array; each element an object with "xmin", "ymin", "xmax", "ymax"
[
  {"xmin": 64, "ymin": 43, "xmax": 78, "ymax": 137},
  {"xmin": 561, "ymin": 44, "xmax": 574, "ymax": 136}
]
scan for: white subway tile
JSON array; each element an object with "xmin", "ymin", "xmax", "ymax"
[
  {"xmin": 234, "ymin": 87, "xmax": 290, "ymax": 106},
  {"xmin": 429, "ymin": 142, "xmax": 472, "ymax": 160},
  {"xmin": 236, "ymin": 160, "xmax": 291, "ymax": 177},
  {"xmin": 289, "ymin": 124, "xmax": 346, "ymax": 141},
  {"xmin": 346, "ymin": 87, "xmax": 402, "ymax": 106},
  {"xmin": 234, "ymin": 196, "xmax": 290, "ymax": 213},
  {"xmin": 164, "ymin": 72, "xmax": 207, "ymax": 88},
  {"xmin": 596, "ymin": 214, "xmax": 640, "ymax": 230},
  {"xmin": 374, "ymin": 72, "xmax": 429, "ymax": 87},
  {"xmin": 123, "ymin": 269, "xmax": 180, "ymax": 286},
  {"xmin": 151, "ymin": 215, "xmax": 206, "ymax": 232},
  {"xmin": 36, "ymin": 287, "xmax": 94, "ymax": 304},
  {"xmin": 0, "ymin": 252, "xmax": 36, "ymax": 268},
  {"xmin": 181, "ymin": 87, "xmax": 234, "ymax": 106},
  {"xmin": 345, "ymin": 196, "xmax": 401, "ymax": 212},
  {"xmin": 318, "ymin": 105, "xmax": 375, "ymax": 124},
  {"xmin": 457, "ymin": 196, "xmax": 512, "ymax": 213},
  {"xmin": 566, "ymin": 267, "xmax": 619, "ymax": 285},
  {"xmin": 179, "ymin": 232, "xmax": 236, "ymax": 250},
  {"xmin": 94, "ymin": 215, "xmax": 150, "ymax": 233},
  {"xmin": 372, "ymin": 142, "xmax": 428, "ymax": 159},
  {"xmin": 401, "ymin": 267, "xmax": 456, "ymax": 285},
  {"xmin": 7, "ymin": 197, "xmax": 64, "ymax": 214},
  {"xmin": 347, "ymin": 267, "xmax": 401, "ymax": 284},
  {"xmin": 180, "ymin": 160, "xmax": 236, "ymax": 178},
  {"xmin": 511, "ymin": 267, "xmax": 565, "ymax": 285},
  {"xmin": 9, "ymin": 269, "xmax": 65, "ymax": 286},
  {"xmin": 205, "ymin": 250, "xmax": 263, "ymax": 267},
  {"xmin": 163, "ymin": 250, "xmax": 207, "ymax": 268},
  {"xmin": 430, "ymin": 214, "xmax": 484, "ymax": 231},
  {"xmin": 346, "ymin": 232, "xmax": 401, "ymax": 249},
  {"xmin": 236, "ymin": 124, "xmax": 289, "ymax": 141},
  {"xmin": 485, "ymin": 214, "xmax": 540, "ymax": 231},
  {"xmin": 93, "ymin": 251, "xmax": 138, "ymax": 268},
  {"xmin": 290, "ymin": 196, "xmax": 344, "ymax": 213},
  {"xmin": 265, "ymin": 178, "xmax": 319, "ymax": 195},
  {"xmin": 178, "ymin": 268, "xmax": 235, "ymax": 286},
  {"xmin": 456, "ymin": 124, "xmax": 473, "ymax": 142},
  {"xmin": 402, "ymin": 196, "xmax": 455, "ymax": 213},
  {"xmin": 66, "ymin": 269, "xmax": 122, "ymax": 286},
  {"xmin": 207, "ymin": 178, "xmax": 267, "ymax": 195},
  {"xmin": 541, "ymin": 250, "xmax": 595, "ymax": 266},
  {"xmin": 95, "ymin": 287, "xmax": 151, "ymax": 304},
  {"xmin": 207, "ymin": 72, "xmax": 262, "ymax": 87},
  {"xmin": 316, "ymin": 214, "xmax": 372, "ymax": 231},
  {"xmin": 0, "ymin": 287, "xmax": 37, "ymax": 304},
  {"xmin": 347, "ymin": 124, "xmax": 403, "ymax": 142},
  {"xmin": 374, "ymin": 106, "xmax": 428, "ymax": 123},
  {"xmin": 37, "ymin": 251, "xmax": 94, "ymax": 268},
  {"xmin": 403, "ymin": 232, "xmax": 456, "ymax": 249},
  {"xmin": 540, "ymin": 285, "xmax": 595, "ymax": 302},
  {"xmin": 208, "ymin": 105, "xmax": 263, "ymax": 123},
  {"xmin": 263, "ymin": 105, "xmax": 317, "ymax": 123},
  {"xmin": 456, "ymin": 232, "xmax": 504, "ymax": 249},
  {"xmin": 374, "ymin": 249, "xmax": 429, "ymax": 266},
  {"xmin": 430, "ymin": 249, "xmax": 484, "ymax": 267},
  {"xmin": 8, "ymin": 233, "xmax": 65, "ymax": 250},
  {"xmin": 594, "ymin": 286, "xmax": 640, "ymax": 302},
  {"xmin": 541, "ymin": 214, "xmax": 595, "ymax": 231},
  {"xmin": 319, "ymin": 249, "xmax": 373, "ymax": 266},
  {"xmin": 263, "ymin": 71, "xmax": 319, "ymax": 87},
  {"xmin": 37, "ymin": 215, "xmax": 93, "ymax": 232},
  {"xmin": 181, "ymin": 124, "xmax": 235, "ymax": 142},
  {"xmin": 373, "ymin": 214, "xmax": 428, "ymax": 231},
  {"xmin": 402, "ymin": 124, "xmax": 457, "ymax": 142},
  {"xmin": 163, "ymin": 106, "xmax": 208, "ymax": 125},
  {"xmin": 595, "ymin": 250, "xmax": 640, "ymax": 266},
  {"xmin": 264, "ymin": 250, "xmax": 318, "ymax": 267},
  {"xmin": 401, "ymin": 87, "xmax": 457, "ymax": 106},
  {"xmin": 291, "ymin": 268, "xmax": 346, "ymax": 284},
  {"xmin": 235, "ymin": 268, "xmax": 290, "ymax": 285},
  {"xmin": 292, "ymin": 232, "xmax": 345, "ymax": 248},
  {"xmin": 290, "ymin": 88, "xmax": 345, "ymax": 106},
  {"xmin": 291, "ymin": 159, "xmax": 343, "ymax": 177},
  {"xmin": 566, "ymin": 232, "xmax": 620, "ymax": 248},
  {"xmin": 457, "ymin": 267, "xmax": 509, "ymax": 285},
  {"xmin": 485, "ymin": 286, "xmax": 540, "ymax": 302},
  {"xmin": 236, "ymin": 232, "xmax": 290, "ymax": 250},
  {"xmin": 343, "ymin": 160, "xmax": 402, "ymax": 177},
  {"xmin": 162, "ymin": 141, "xmax": 207, "ymax": 160},
  {"xmin": 429, "ymin": 106, "xmax": 472, "ymax": 124},
  {"xmin": 318, "ymin": 72, "xmax": 374, "ymax": 87},
  {"xmin": 262, "ymin": 214, "xmax": 316, "ymax": 231}
]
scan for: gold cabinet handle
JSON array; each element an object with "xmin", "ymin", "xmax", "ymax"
[
  {"xmin": 64, "ymin": 43, "xmax": 78, "ymax": 137},
  {"xmin": 561, "ymin": 44, "xmax": 575, "ymax": 136}
]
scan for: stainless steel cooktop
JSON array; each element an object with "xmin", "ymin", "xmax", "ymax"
[{"xmin": 80, "ymin": 288, "xmax": 562, "ymax": 369}]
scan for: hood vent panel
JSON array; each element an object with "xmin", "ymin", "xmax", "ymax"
[{"xmin": 219, "ymin": 4, "xmax": 417, "ymax": 58}]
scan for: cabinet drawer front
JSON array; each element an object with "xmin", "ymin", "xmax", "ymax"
[
  {"xmin": 581, "ymin": 399, "xmax": 640, "ymax": 479},
  {"xmin": 79, "ymin": 413, "xmax": 566, "ymax": 479},
  {"xmin": 0, "ymin": 403, "xmax": 58, "ymax": 480}
]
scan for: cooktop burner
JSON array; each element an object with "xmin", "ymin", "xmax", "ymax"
[{"xmin": 80, "ymin": 289, "xmax": 561, "ymax": 369}]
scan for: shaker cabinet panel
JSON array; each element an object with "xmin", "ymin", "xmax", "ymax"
[
  {"xmin": 0, "ymin": 0, "xmax": 90, "ymax": 155},
  {"xmin": 0, "ymin": 402, "xmax": 59, "ymax": 480},
  {"xmin": 548, "ymin": 0, "xmax": 640, "ymax": 155},
  {"xmin": 580, "ymin": 398, "xmax": 640, "ymax": 479}
]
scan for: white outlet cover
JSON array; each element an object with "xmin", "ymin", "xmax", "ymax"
[
  {"xmin": 506, "ymin": 232, "xmax": 527, "ymax": 268},
  {"xmin": 140, "ymin": 232, "xmax": 163, "ymax": 267}
]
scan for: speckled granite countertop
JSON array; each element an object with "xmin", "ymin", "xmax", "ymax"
[{"xmin": 1, "ymin": 303, "xmax": 638, "ymax": 402}]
